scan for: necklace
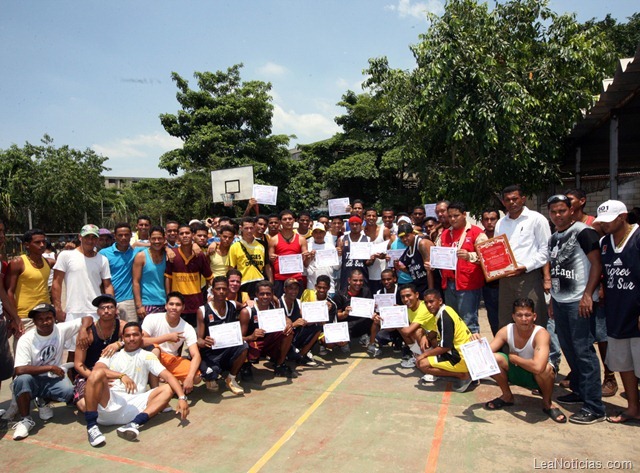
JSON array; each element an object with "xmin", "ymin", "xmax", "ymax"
[
  {"xmin": 96, "ymin": 319, "xmax": 117, "ymax": 345},
  {"xmin": 281, "ymin": 232, "xmax": 295, "ymax": 243},
  {"xmin": 280, "ymin": 296, "xmax": 296, "ymax": 318},
  {"xmin": 26, "ymin": 254, "xmax": 44, "ymax": 268},
  {"xmin": 616, "ymin": 224, "xmax": 634, "ymax": 249}
]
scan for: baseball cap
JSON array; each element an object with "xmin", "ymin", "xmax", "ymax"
[
  {"xmin": 28, "ymin": 303, "xmax": 56, "ymax": 319},
  {"xmin": 92, "ymin": 294, "xmax": 117, "ymax": 307},
  {"xmin": 312, "ymin": 222, "xmax": 326, "ymax": 233},
  {"xmin": 594, "ymin": 200, "xmax": 627, "ymax": 223},
  {"xmin": 284, "ymin": 277, "xmax": 301, "ymax": 288},
  {"xmin": 348, "ymin": 216, "xmax": 363, "ymax": 225},
  {"xmin": 98, "ymin": 228, "xmax": 112, "ymax": 236},
  {"xmin": 80, "ymin": 224, "xmax": 100, "ymax": 237},
  {"xmin": 397, "ymin": 222, "xmax": 416, "ymax": 238},
  {"xmin": 397, "ymin": 216, "xmax": 412, "ymax": 225}
]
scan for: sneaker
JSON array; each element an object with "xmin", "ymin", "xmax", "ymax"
[
  {"xmin": 557, "ymin": 392, "xmax": 583, "ymax": 405},
  {"xmin": 420, "ymin": 374, "xmax": 437, "ymax": 383},
  {"xmin": 0, "ymin": 409, "xmax": 4, "ymax": 417},
  {"xmin": 340, "ymin": 344, "xmax": 350, "ymax": 354},
  {"xmin": 37, "ymin": 400, "xmax": 54, "ymax": 421},
  {"xmin": 161, "ymin": 406, "xmax": 174, "ymax": 413},
  {"xmin": 12, "ymin": 417, "xmax": 36, "ymax": 441},
  {"xmin": 400, "ymin": 357, "xmax": 416, "ymax": 369},
  {"xmin": 240, "ymin": 363, "xmax": 253, "ymax": 381},
  {"xmin": 298, "ymin": 352, "xmax": 320, "ymax": 367},
  {"xmin": 569, "ymin": 409, "xmax": 605, "ymax": 425},
  {"xmin": 602, "ymin": 376, "xmax": 618, "ymax": 397},
  {"xmin": 87, "ymin": 425, "xmax": 106, "ymax": 447},
  {"xmin": 358, "ymin": 334, "xmax": 369, "ymax": 347},
  {"xmin": 116, "ymin": 422, "xmax": 140, "ymax": 441},
  {"xmin": 318, "ymin": 345, "xmax": 329, "ymax": 356},
  {"xmin": 225, "ymin": 376, "xmax": 244, "ymax": 396},
  {"xmin": 205, "ymin": 379, "xmax": 219, "ymax": 392},
  {"xmin": 274, "ymin": 363, "xmax": 294, "ymax": 378},
  {"xmin": 392, "ymin": 339, "xmax": 404, "ymax": 353},
  {"xmin": 453, "ymin": 377, "xmax": 473, "ymax": 393},
  {"xmin": 2, "ymin": 398, "xmax": 19, "ymax": 421},
  {"xmin": 366, "ymin": 343, "xmax": 381, "ymax": 357}
]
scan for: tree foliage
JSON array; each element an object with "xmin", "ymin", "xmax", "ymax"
[{"xmin": 365, "ymin": 0, "xmax": 613, "ymax": 214}]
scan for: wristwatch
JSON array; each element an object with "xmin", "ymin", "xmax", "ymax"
[{"xmin": 178, "ymin": 395, "xmax": 188, "ymax": 401}]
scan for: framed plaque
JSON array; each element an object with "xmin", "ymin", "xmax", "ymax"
[{"xmin": 475, "ymin": 235, "xmax": 518, "ymax": 282}]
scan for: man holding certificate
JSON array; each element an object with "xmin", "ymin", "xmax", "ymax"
[
  {"xmin": 280, "ymin": 278, "xmax": 322, "ymax": 367},
  {"xmin": 195, "ymin": 276, "xmax": 248, "ymax": 396},
  {"xmin": 437, "ymin": 202, "xmax": 487, "ymax": 334},
  {"xmin": 337, "ymin": 216, "xmax": 374, "ymax": 291},
  {"xmin": 305, "ymin": 223, "xmax": 340, "ymax": 295},
  {"xmin": 396, "ymin": 223, "xmax": 434, "ymax": 296},
  {"xmin": 268, "ymin": 210, "xmax": 311, "ymax": 297}
]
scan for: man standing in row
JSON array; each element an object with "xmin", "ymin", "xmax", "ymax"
[{"xmin": 269, "ymin": 210, "xmax": 309, "ymax": 296}]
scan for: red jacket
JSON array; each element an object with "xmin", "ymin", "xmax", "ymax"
[{"xmin": 440, "ymin": 224, "xmax": 485, "ymax": 291}]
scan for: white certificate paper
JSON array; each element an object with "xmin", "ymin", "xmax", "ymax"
[
  {"xmin": 257, "ymin": 308, "xmax": 287, "ymax": 333},
  {"xmin": 301, "ymin": 301, "xmax": 329, "ymax": 323},
  {"xmin": 314, "ymin": 248, "xmax": 339, "ymax": 267},
  {"xmin": 459, "ymin": 337, "xmax": 500, "ymax": 381},
  {"xmin": 386, "ymin": 249, "xmax": 405, "ymax": 266},
  {"xmin": 328, "ymin": 197, "xmax": 350, "ymax": 217},
  {"xmin": 349, "ymin": 297, "xmax": 375, "ymax": 318},
  {"xmin": 374, "ymin": 293, "xmax": 396, "ymax": 309},
  {"xmin": 349, "ymin": 242, "xmax": 371, "ymax": 260},
  {"xmin": 252, "ymin": 184, "xmax": 278, "ymax": 206},
  {"xmin": 370, "ymin": 240, "xmax": 389, "ymax": 255},
  {"xmin": 430, "ymin": 246, "xmax": 458, "ymax": 270},
  {"xmin": 278, "ymin": 254, "xmax": 304, "ymax": 274},
  {"xmin": 379, "ymin": 305, "xmax": 409, "ymax": 329},
  {"xmin": 323, "ymin": 322, "xmax": 350, "ymax": 344},
  {"xmin": 208, "ymin": 321, "xmax": 244, "ymax": 349},
  {"xmin": 424, "ymin": 203, "xmax": 437, "ymax": 219}
]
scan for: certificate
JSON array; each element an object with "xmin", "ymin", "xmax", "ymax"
[
  {"xmin": 386, "ymin": 249, "xmax": 405, "ymax": 266},
  {"xmin": 430, "ymin": 246, "xmax": 458, "ymax": 270},
  {"xmin": 252, "ymin": 184, "xmax": 278, "ymax": 206},
  {"xmin": 301, "ymin": 301, "xmax": 329, "ymax": 323},
  {"xmin": 374, "ymin": 293, "xmax": 396, "ymax": 309},
  {"xmin": 349, "ymin": 242, "xmax": 371, "ymax": 260},
  {"xmin": 475, "ymin": 235, "xmax": 518, "ymax": 281},
  {"xmin": 257, "ymin": 308, "xmax": 287, "ymax": 333},
  {"xmin": 349, "ymin": 297, "xmax": 375, "ymax": 318},
  {"xmin": 370, "ymin": 240, "xmax": 389, "ymax": 255},
  {"xmin": 314, "ymin": 248, "xmax": 339, "ymax": 267},
  {"xmin": 424, "ymin": 203, "xmax": 437, "ymax": 219},
  {"xmin": 323, "ymin": 322, "xmax": 350, "ymax": 344},
  {"xmin": 328, "ymin": 197, "xmax": 350, "ymax": 217},
  {"xmin": 459, "ymin": 337, "xmax": 500, "ymax": 381},
  {"xmin": 278, "ymin": 254, "xmax": 304, "ymax": 274},
  {"xmin": 379, "ymin": 305, "xmax": 409, "ymax": 329},
  {"xmin": 208, "ymin": 321, "xmax": 244, "ymax": 349}
]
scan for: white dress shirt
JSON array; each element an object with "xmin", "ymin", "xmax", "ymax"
[{"xmin": 495, "ymin": 206, "xmax": 550, "ymax": 272}]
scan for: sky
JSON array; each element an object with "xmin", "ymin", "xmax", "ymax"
[{"xmin": 1, "ymin": 0, "xmax": 638, "ymax": 178}]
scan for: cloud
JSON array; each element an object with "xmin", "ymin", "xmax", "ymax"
[
  {"xmin": 257, "ymin": 61, "xmax": 288, "ymax": 77},
  {"xmin": 272, "ymin": 103, "xmax": 341, "ymax": 144},
  {"xmin": 385, "ymin": 0, "xmax": 444, "ymax": 20}
]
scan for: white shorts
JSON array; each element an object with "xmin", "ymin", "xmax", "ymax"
[
  {"xmin": 97, "ymin": 388, "xmax": 155, "ymax": 425},
  {"xmin": 64, "ymin": 312, "xmax": 98, "ymax": 351},
  {"xmin": 606, "ymin": 337, "xmax": 640, "ymax": 378}
]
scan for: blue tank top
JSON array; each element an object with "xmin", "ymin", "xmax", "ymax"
[
  {"xmin": 141, "ymin": 248, "xmax": 167, "ymax": 306},
  {"xmin": 391, "ymin": 239, "xmax": 413, "ymax": 284}
]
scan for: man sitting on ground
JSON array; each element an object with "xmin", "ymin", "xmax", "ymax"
[
  {"xmin": 280, "ymin": 278, "xmax": 322, "ymax": 367},
  {"xmin": 82, "ymin": 321, "xmax": 189, "ymax": 447},
  {"xmin": 484, "ymin": 298, "xmax": 565, "ymax": 423},
  {"xmin": 416, "ymin": 289, "xmax": 473, "ymax": 392},
  {"xmin": 397, "ymin": 284, "xmax": 436, "ymax": 369}
]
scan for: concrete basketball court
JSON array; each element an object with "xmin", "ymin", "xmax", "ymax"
[{"xmin": 0, "ymin": 311, "xmax": 636, "ymax": 473}]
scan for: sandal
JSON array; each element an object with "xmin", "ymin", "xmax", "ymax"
[
  {"xmin": 606, "ymin": 411, "xmax": 640, "ymax": 424},
  {"xmin": 543, "ymin": 407, "xmax": 567, "ymax": 423},
  {"xmin": 485, "ymin": 397, "xmax": 514, "ymax": 410}
]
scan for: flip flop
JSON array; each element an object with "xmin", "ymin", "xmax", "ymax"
[
  {"xmin": 607, "ymin": 411, "xmax": 640, "ymax": 424},
  {"xmin": 543, "ymin": 407, "xmax": 567, "ymax": 423},
  {"xmin": 485, "ymin": 397, "xmax": 514, "ymax": 410}
]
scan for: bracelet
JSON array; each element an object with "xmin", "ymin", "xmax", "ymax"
[{"xmin": 118, "ymin": 373, "xmax": 125, "ymax": 380}]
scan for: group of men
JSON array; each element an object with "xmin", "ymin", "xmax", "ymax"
[{"xmin": 0, "ymin": 183, "xmax": 638, "ymax": 448}]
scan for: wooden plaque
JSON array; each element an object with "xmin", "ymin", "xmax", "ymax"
[{"xmin": 475, "ymin": 235, "xmax": 518, "ymax": 282}]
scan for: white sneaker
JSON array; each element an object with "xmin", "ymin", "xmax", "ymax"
[
  {"xmin": 13, "ymin": 417, "xmax": 36, "ymax": 441},
  {"xmin": 87, "ymin": 425, "xmax": 106, "ymax": 447},
  {"xmin": 367, "ymin": 343, "xmax": 382, "ymax": 357},
  {"xmin": 318, "ymin": 345, "xmax": 329, "ymax": 356},
  {"xmin": 225, "ymin": 376, "xmax": 244, "ymax": 396},
  {"xmin": 2, "ymin": 398, "xmax": 19, "ymax": 421},
  {"xmin": 358, "ymin": 334, "xmax": 369, "ymax": 347},
  {"xmin": 37, "ymin": 401, "xmax": 54, "ymax": 421},
  {"xmin": 400, "ymin": 357, "xmax": 417, "ymax": 369},
  {"xmin": 420, "ymin": 374, "xmax": 437, "ymax": 383},
  {"xmin": 116, "ymin": 422, "xmax": 140, "ymax": 441}
]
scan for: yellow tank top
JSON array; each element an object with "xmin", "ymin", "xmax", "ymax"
[{"xmin": 15, "ymin": 254, "xmax": 51, "ymax": 318}]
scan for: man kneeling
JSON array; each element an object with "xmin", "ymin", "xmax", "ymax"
[
  {"xmin": 83, "ymin": 322, "xmax": 189, "ymax": 447},
  {"xmin": 485, "ymin": 298, "xmax": 566, "ymax": 423}
]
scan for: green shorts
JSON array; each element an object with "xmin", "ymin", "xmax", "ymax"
[{"xmin": 497, "ymin": 352, "xmax": 539, "ymax": 390}]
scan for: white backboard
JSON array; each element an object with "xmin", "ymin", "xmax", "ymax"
[{"xmin": 211, "ymin": 165, "xmax": 254, "ymax": 203}]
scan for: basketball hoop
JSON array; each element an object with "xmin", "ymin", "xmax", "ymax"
[{"xmin": 221, "ymin": 193, "xmax": 235, "ymax": 207}]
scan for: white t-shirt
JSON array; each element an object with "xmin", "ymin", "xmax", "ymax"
[
  {"xmin": 141, "ymin": 312, "xmax": 197, "ymax": 356},
  {"xmin": 97, "ymin": 348, "xmax": 165, "ymax": 394},
  {"xmin": 14, "ymin": 318, "xmax": 84, "ymax": 368},
  {"xmin": 53, "ymin": 249, "xmax": 111, "ymax": 313}
]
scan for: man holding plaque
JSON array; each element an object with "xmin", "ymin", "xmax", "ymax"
[
  {"xmin": 195, "ymin": 276, "xmax": 248, "ymax": 395},
  {"xmin": 495, "ymin": 185, "xmax": 550, "ymax": 331}
]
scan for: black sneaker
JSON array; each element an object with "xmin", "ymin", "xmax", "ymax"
[
  {"xmin": 569, "ymin": 409, "xmax": 605, "ymax": 425},
  {"xmin": 240, "ymin": 363, "xmax": 253, "ymax": 381},
  {"xmin": 557, "ymin": 392, "xmax": 583, "ymax": 405},
  {"xmin": 392, "ymin": 339, "xmax": 404, "ymax": 353},
  {"xmin": 274, "ymin": 363, "xmax": 294, "ymax": 378}
]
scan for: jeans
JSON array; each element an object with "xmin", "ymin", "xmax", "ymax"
[
  {"xmin": 552, "ymin": 299, "xmax": 605, "ymax": 416},
  {"xmin": 445, "ymin": 281, "xmax": 481, "ymax": 334},
  {"xmin": 482, "ymin": 285, "xmax": 499, "ymax": 336},
  {"xmin": 13, "ymin": 373, "xmax": 74, "ymax": 403},
  {"xmin": 545, "ymin": 317, "xmax": 562, "ymax": 372}
]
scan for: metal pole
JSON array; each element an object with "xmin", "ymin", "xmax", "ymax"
[
  {"xmin": 610, "ymin": 114, "xmax": 619, "ymax": 199},
  {"xmin": 575, "ymin": 147, "xmax": 581, "ymax": 189}
]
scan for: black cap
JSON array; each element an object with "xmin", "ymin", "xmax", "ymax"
[
  {"xmin": 28, "ymin": 303, "xmax": 56, "ymax": 319},
  {"xmin": 397, "ymin": 222, "xmax": 415, "ymax": 238},
  {"xmin": 92, "ymin": 294, "xmax": 117, "ymax": 307}
]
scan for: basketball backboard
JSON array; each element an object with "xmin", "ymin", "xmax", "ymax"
[{"xmin": 211, "ymin": 165, "xmax": 254, "ymax": 203}]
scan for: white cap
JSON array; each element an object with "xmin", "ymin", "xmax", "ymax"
[
  {"xmin": 312, "ymin": 222, "xmax": 326, "ymax": 233},
  {"xmin": 397, "ymin": 216, "xmax": 412, "ymax": 225},
  {"xmin": 594, "ymin": 200, "xmax": 627, "ymax": 223}
]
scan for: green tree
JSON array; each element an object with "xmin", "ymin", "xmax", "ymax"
[
  {"xmin": 365, "ymin": 0, "xmax": 613, "ymax": 214},
  {"xmin": 584, "ymin": 13, "xmax": 640, "ymax": 75}
]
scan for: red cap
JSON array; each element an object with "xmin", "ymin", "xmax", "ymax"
[{"xmin": 348, "ymin": 216, "xmax": 363, "ymax": 225}]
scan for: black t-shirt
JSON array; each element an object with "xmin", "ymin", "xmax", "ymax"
[{"xmin": 333, "ymin": 286, "xmax": 373, "ymax": 311}]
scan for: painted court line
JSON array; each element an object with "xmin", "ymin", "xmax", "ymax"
[
  {"xmin": 247, "ymin": 356, "xmax": 365, "ymax": 473},
  {"xmin": 424, "ymin": 385, "xmax": 453, "ymax": 473},
  {"xmin": 1, "ymin": 434, "xmax": 188, "ymax": 473}
]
